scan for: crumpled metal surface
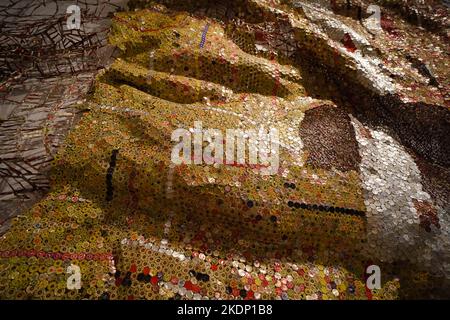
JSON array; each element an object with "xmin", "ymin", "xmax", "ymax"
[{"xmin": 0, "ymin": 0, "xmax": 449, "ymax": 300}]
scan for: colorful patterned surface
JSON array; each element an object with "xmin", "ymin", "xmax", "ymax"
[{"xmin": 0, "ymin": 0, "xmax": 448, "ymax": 299}]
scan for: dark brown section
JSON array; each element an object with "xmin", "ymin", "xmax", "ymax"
[
  {"xmin": 415, "ymin": 156, "xmax": 450, "ymax": 214},
  {"xmin": 351, "ymin": 91, "xmax": 450, "ymax": 168},
  {"xmin": 299, "ymin": 105, "xmax": 361, "ymax": 172}
]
